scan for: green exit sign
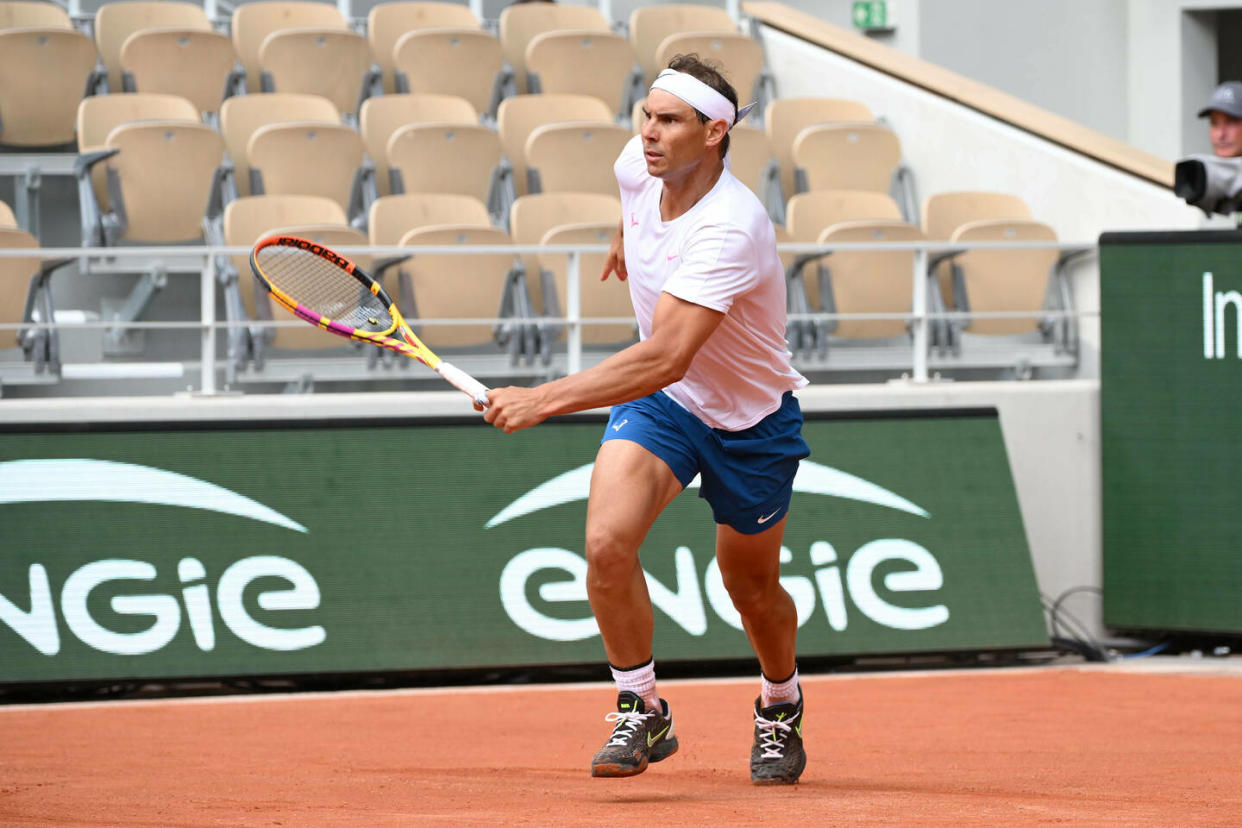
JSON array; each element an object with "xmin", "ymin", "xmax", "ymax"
[{"xmin": 852, "ymin": 0, "xmax": 894, "ymax": 31}]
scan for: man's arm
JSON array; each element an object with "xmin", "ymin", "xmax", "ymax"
[{"xmin": 482, "ymin": 292, "xmax": 724, "ymax": 432}]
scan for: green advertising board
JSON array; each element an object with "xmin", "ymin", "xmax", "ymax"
[
  {"xmin": 1101, "ymin": 231, "xmax": 1242, "ymax": 635},
  {"xmin": 0, "ymin": 410, "xmax": 1047, "ymax": 685}
]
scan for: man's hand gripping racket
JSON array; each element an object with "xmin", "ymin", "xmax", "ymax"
[{"xmin": 249, "ymin": 235, "xmax": 490, "ymax": 408}]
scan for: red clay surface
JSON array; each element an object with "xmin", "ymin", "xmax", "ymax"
[{"xmin": 1, "ymin": 665, "xmax": 1240, "ymax": 826}]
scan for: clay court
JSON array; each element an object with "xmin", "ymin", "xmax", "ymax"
[{"xmin": 2, "ymin": 661, "xmax": 1239, "ymax": 826}]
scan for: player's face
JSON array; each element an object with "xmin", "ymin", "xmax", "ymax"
[
  {"xmin": 1209, "ymin": 110, "xmax": 1242, "ymax": 158},
  {"xmin": 639, "ymin": 89, "xmax": 725, "ymax": 180}
]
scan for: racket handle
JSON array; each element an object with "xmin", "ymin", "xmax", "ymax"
[{"xmin": 436, "ymin": 361, "xmax": 490, "ymax": 408}]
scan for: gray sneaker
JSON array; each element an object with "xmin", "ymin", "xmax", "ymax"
[
  {"xmin": 750, "ymin": 693, "xmax": 806, "ymax": 785},
  {"xmin": 590, "ymin": 691, "xmax": 679, "ymax": 778}
]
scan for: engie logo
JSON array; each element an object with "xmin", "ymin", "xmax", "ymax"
[
  {"xmin": 489, "ymin": 461, "xmax": 950, "ymax": 642},
  {"xmin": 0, "ymin": 459, "xmax": 325, "ymax": 657}
]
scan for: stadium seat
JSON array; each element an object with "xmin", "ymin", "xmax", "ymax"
[
  {"xmin": 391, "ymin": 28, "xmax": 509, "ymax": 121},
  {"xmin": 119, "ymin": 29, "xmax": 240, "ymax": 118},
  {"xmin": 0, "ymin": 27, "xmax": 98, "ymax": 148},
  {"xmin": 497, "ymin": 93, "xmax": 614, "ymax": 198},
  {"xmin": 231, "ymin": 1, "xmax": 348, "ymax": 94},
  {"xmin": 385, "ymin": 122, "xmax": 505, "ymax": 223},
  {"xmin": 629, "ymin": 4, "xmax": 737, "ymax": 87},
  {"xmin": 93, "ymin": 1, "xmax": 216, "ymax": 94},
  {"xmin": 766, "ymin": 97, "xmax": 874, "ymax": 208},
  {"xmin": 654, "ymin": 31, "xmax": 770, "ymax": 115},
  {"xmin": 0, "ymin": 200, "xmax": 16, "ymax": 227},
  {"xmin": 74, "ymin": 93, "xmax": 204, "ymax": 244},
  {"xmin": 786, "ymin": 190, "xmax": 903, "ymax": 239},
  {"xmin": 524, "ymin": 122, "xmax": 632, "ymax": 196},
  {"xmin": 219, "ymin": 93, "xmax": 341, "ymax": 198},
  {"xmin": 794, "ymin": 220, "xmax": 930, "ymax": 356},
  {"xmin": 525, "ymin": 29, "xmax": 641, "ymax": 118},
  {"xmin": 0, "ymin": 0, "xmax": 72, "ymax": 28},
  {"xmin": 537, "ymin": 222, "xmax": 637, "ymax": 351},
  {"xmin": 246, "ymin": 121, "xmax": 370, "ymax": 225},
  {"xmin": 0, "ymin": 223, "xmax": 60, "ymax": 380},
  {"xmin": 508, "ymin": 190, "xmax": 620, "ymax": 316},
  {"xmin": 97, "ymin": 120, "xmax": 226, "ymax": 243},
  {"xmin": 723, "ymin": 125, "xmax": 780, "ymax": 219},
  {"xmin": 921, "ymin": 190, "xmax": 1033, "ymax": 307},
  {"xmin": 369, "ymin": 193, "xmax": 491, "ymax": 246},
  {"xmin": 396, "ymin": 224, "xmax": 530, "ymax": 361},
  {"xmin": 258, "ymin": 28, "xmax": 376, "ymax": 118},
  {"xmin": 498, "ymin": 2, "xmax": 610, "ymax": 94},
  {"xmin": 359, "ymin": 94, "xmax": 478, "ymax": 196},
  {"xmin": 221, "ymin": 194, "xmax": 358, "ymax": 370},
  {"xmin": 945, "ymin": 219, "xmax": 1062, "ymax": 342},
  {"xmin": 791, "ymin": 122, "xmax": 907, "ymax": 205},
  {"xmin": 367, "ymin": 1, "xmax": 481, "ymax": 94}
]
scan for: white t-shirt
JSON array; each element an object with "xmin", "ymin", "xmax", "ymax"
[{"xmin": 615, "ymin": 135, "xmax": 807, "ymax": 430}]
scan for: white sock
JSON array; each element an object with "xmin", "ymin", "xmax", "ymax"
[
  {"xmin": 610, "ymin": 658, "xmax": 659, "ymax": 714},
  {"xmin": 761, "ymin": 667, "xmax": 800, "ymax": 709}
]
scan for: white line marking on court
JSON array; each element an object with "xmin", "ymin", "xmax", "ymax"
[{"xmin": 1, "ymin": 658, "xmax": 1237, "ymax": 714}]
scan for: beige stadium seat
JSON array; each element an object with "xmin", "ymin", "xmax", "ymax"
[
  {"xmin": 791, "ymin": 122, "xmax": 902, "ymax": 194},
  {"xmin": 947, "ymin": 219, "xmax": 1060, "ymax": 338},
  {"xmin": 97, "ymin": 120, "xmax": 225, "ymax": 243},
  {"xmin": 258, "ymin": 28, "xmax": 374, "ymax": 116},
  {"xmin": 498, "ymin": 2, "xmax": 610, "ymax": 94},
  {"xmin": 0, "ymin": 27, "xmax": 98, "ymax": 147},
  {"xmin": 94, "ymin": 1, "xmax": 213, "ymax": 93},
  {"xmin": 369, "ymin": 193, "xmax": 490, "ymax": 246},
  {"xmin": 222, "ymin": 194, "xmax": 357, "ymax": 357},
  {"xmin": 0, "ymin": 224, "xmax": 59, "ymax": 378},
  {"xmin": 219, "ymin": 93, "xmax": 341, "ymax": 197},
  {"xmin": 538, "ymin": 222, "xmax": 636, "ymax": 348},
  {"xmin": 508, "ymin": 191, "xmax": 620, "ymax": 314},
  {"xmin": 397, "ymin": 224, "xmax": 523, "ymax": 353},
  {"xmin": 392, "ymin": 28, "xmax": 507, "ymax": 119},
  {"xmin": 766, "ymin": 97, "xmax": 874, "ymax": 203},
  {"xmin": 629, "ymin": 4, "xmax": 736, "ymax": 86},
  {"xmin": 232, "ymin": 1, "xmax": 349, "ymax": 93},
  {"xmin": 654, "ymin": 31, "xmax": 766, "ymax": 110},
  {"xmin": 120, "ymin": 30, "xmax": 238, "ymax": 116},
  {"xmin": 786, "ymin": 190, "xmax": 903, "ymax": 242},
  {"xmin": 525, "ymin": 30, "xmax": 640, "ymax": 117},
  {"xmin": 359, "ymin": 94, "xmax": 478, "ymax": 196},
  {"xmin": 74, "ymin": 93, "xmax": 202, "ymax": 239},
  {"xmin": 497, "ymin": 93, "xmax": 613, "ymax": 198},
  {"xmin": 0, "ymin": 0, "xmax": 72, "ymax": 28},
  {"xmin": 809, "ymin": 220, "xmax": 927, "ymax": 344},
  {"xmin": 246, "ymin": 121, "xmax": 367, "ymax": 220},
  {"xmin": 0, "ymin": 200, "xmax": 16, "ymax": 227},
  {"xmin": 386, "ymin": 122, "xmax": 503, "ymax": 216},
  {"xmin": 525, "ymin": 122, "xmax": 631, "ymax": 196},
  {"xmin": 922, "ymin": 190, "xmax": 1033, "ymax": 307},
  {"xmin": 724, "ymin": 125, "xmax": 779, "ymax": 216},
  {"xmin": 367, "ymin": 1, "xmax": 480, "ymax": 93}
]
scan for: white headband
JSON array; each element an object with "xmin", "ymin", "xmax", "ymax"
[{"xmin": 649, "ymin": 68, "xmax": 757, "ymax": 128}]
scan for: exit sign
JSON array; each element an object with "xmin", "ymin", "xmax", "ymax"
[{"xmin": 852, "ymin": 0, "xmax": 895, "ymax": 31}]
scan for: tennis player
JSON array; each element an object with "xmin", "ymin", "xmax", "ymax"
[{"xmin": 483, "ymin": 54, "xmax": 809, "ymax": 785}]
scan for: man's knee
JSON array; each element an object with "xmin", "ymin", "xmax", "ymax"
[
  {"xmin": 585, "ymin": 523, "xmax": 642, "ymax": 582},
  {"xmin": 720, "ymin": 568, "xmax": 782, "ymax": 617}
]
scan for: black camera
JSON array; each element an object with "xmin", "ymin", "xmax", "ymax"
[{"xmin": 1174, "ymin": 155, "xmax": 1242, "ymax": 216}]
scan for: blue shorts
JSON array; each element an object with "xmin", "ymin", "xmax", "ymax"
[{"xmin": 601, "ymin": 390, "xmax": 810, "ymax": 534}]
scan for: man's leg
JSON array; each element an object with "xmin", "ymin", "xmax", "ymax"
[
  {"xmin": 715, "ymin": 517, "xmax": 807, "ymax": 785},
  {"xmin": 585, "ymin": 438, "xmax": 685, "ymax": 778},
  {"xmin": 714, "ymin": 516, "xmax": 797, "ymax": 680},
  {"xmin": 584, "ymin": 438, "xmax": 685, "ymax": 669}
]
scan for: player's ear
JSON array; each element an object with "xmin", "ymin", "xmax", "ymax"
[{"xmin": 704, "ymin": 118, "xmax": 729, "ymax": 152}]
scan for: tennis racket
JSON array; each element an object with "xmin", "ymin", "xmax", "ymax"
[{"xmin": 249, "ymin": 235, "xmax": 490, "ymax": 407}]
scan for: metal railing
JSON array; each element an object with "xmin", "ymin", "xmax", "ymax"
[{"xmin": 0, "ymin": 239, "xmax": 1098, "ymax": 395}]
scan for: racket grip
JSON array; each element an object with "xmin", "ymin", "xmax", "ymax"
[{"xmin": 436, "ymin": 361, "xmax": 490, "ymax": 408}]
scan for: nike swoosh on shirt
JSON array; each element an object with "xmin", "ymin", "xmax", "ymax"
[{"xmin": 666, "ymin": 254, "xmax": 678, "ymax": 261}]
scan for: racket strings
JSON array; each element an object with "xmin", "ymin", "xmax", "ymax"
[{"xmin": 256, "ymin": 246, "xmax": 392, "ymax": 333}]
